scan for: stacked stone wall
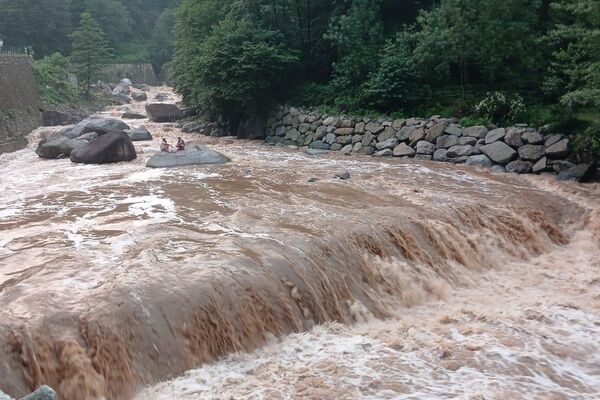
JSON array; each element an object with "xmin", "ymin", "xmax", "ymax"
[
  {"xmin": 0, "ymin": 54, "xmax": 42, "ymax": 154},
  {"xmin": 264, "ymin": 106, "xmax": 574, "ymax": 175}
]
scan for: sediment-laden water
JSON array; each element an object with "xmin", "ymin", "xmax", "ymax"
[{"xmin": 0, "ymin": 88, "xmax": 598, "ymax": 399}]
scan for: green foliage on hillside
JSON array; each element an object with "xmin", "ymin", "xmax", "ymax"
[
  {"xmin": 0, "ymin": 0, "xmax": 179, "ymax": 68},
  {"xmin": 33, "ymin": 54, "xmax": 80, "ymax": 106},
  {"xmin": 173, "ymin": 0, "xmax": 599, "ymax": 149}
]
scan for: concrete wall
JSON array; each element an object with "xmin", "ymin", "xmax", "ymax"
[
  {"xmin": 0, "ymin": 55, "xmax": 42, "ymax": 154},
  {"xmin": 99, "ymin": 64, "xmax": 158, "ymax": 85}
]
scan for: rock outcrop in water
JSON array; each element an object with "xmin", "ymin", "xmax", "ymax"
[
  {"xmin": 146, "ymin": 145, "xmax": 230, "ymax": 168},
  {"xmin": 263, "ymin": 106, "xmax": 585, "ymax": 177},
  {"xmin": 145, "ymin": 103, "xmax": 184, "ymax": 122},
  {"xmin": 60, "ymin": 117, "xmax": 130, "ymax": 139},
  {"xmin": 70, "ymin": 131, "xmax": 137, "ymax": 164},
  {"xmin": 128, "ymin": 126, "xmax": 153, "ymax": 141},
  {"xmin": 36, "ymin": 136, "xmax": 88, "ymax": 159}
]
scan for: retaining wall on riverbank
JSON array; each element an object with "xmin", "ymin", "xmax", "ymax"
[
  {"xmin": 0, "ymin": 54, "xmax": 42, "ymax": 154},
  {"xmin": 263, "ymin": 106, "xmax": 574, "ymax": 175}
]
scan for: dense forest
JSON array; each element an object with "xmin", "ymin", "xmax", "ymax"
[
  {"xmin": 0, "ymin": 0, "xmax": 178, "ymax": 69},
  {"xmin": 0, "ymin": 0, "xmax": 598, "ymax": 159},
  {"xmin": 173, "ymin": 0, "xmax": 599, "ymax": 160}
]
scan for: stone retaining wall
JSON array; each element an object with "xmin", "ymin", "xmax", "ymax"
[
  {"xmin": 264, "ymin": 106, "xmax": 573, "ymax": 175},
  {"xmin": 0, "ymin": 54, "xmax": 42, "ymax": 154}
]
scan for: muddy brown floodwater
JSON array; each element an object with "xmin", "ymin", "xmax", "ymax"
[{"xmin": 0, "ymin": 87, "xmax": 599, "ymax": 400}]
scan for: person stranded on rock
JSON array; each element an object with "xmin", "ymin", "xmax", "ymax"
[
  {"xmin": 176, "ymin": 137, "xmax": 186, "ymax": 152},
  {"xmin": 160, "ymin": 138, "xmax": 173, "ymax": 152}
]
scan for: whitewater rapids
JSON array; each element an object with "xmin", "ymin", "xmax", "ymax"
[{"xmin": 0, "ymin": 87, "xmax": 598, "ymax": 399}]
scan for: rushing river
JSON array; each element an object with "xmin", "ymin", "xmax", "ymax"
[{"xmin": 0, "ymin": 88, "xmax": 599, "ymax": 400}]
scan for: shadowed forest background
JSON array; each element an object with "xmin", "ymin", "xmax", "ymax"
[{"xmin": 0, "ymin": 0, "xmax": 598, "ymax": 161}]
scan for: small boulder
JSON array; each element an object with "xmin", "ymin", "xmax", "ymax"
[
  {"xmin": 122, "ymin": 111, "xmax": 147, "ymax": 119},
  {"xmin": 480, "ymin": 141, "xmax": 517, "ymax": 165},
  {"xmin": 340, "ymin": 144, "xmax": 353, "ymax": 155},
  {"xmin": 485, "ymin": 128, "xmax": 506, "ymax": 144},
  {"xmin": 128, "ymin": 126, "xmax": 153, "ymax": 141},
  {"xmin": 335, "ymin": 171, "xmax": 351, "ymax": 180},
  {"xmin": 433, "ymin": 149, "xmax": 448, "ymax": 162},
  {"xmin": 154, "ymin": 93, "xmax": 169, "ymax": 101},
  {"xmin": 147, "ymin": 145, "xmax": 230, "ymax": 168},
  {"xmin": 309, "ymin": 141, "xmax": 330, "ymax": 150},
  {"xmin": 416, "ymin": 141, "xmax": 436, "ymax": 155},
  {"xmin": 447, "ymin": 145, "xmax": 474, "ymax": 158},
  {"xmin": 463, "ymin": 125, "xmax": 488, "ymax": 139},
  {"xmin": 70, "ymin": 132, "xmax": 137, "ymax": 164},
  {"xmin": 532, "ymin": 156, "xmax": 549, "ymax": 173},
  {"xmin": 397, "ymin": 125, "xmax": 418, "ymax": 142},
  {"xmin": 112, "ymin": 93, "xmax": 132, "ymax": 105},
  {"xmin": 444, "ymin": 124, "xmax": 463, "ymax": 136},
  {"xmin": 145, "ymin": 103, "xmax": 184, "ymax": 122},
  {"xmin": 522, "ymin": 131, "xmax": 544, "ymax": 145},
  {"xmin": 20, "ymin": 385, "xmax": 58, "ymax": 400},
  {"xmin": 545, "ymin": 138, "xmax": 570, "ymax": 159},
  {"xmin": 373, "ymin": 148, "xmax": 393, "ymax": 157},
  {"xmin": 466, "ymin": 154, "xmax": 493, "ymax": 168},
  {"xmin": 425, "ymin": 122, "xmax": 447, "ymax": 142},
  {"xmin": 504, "ymin": 129, "xmax": 524, "ymax": 148},
  {"xmin": 506, "ymin": 160, "xmax": 533, "ymax": 174},
  {"xmin": 518, "ymin": 144, "xmax": 545, "ymax": 161},
  {"xmin": 376, "ymin": 138, "xmax": 399, "ymax": 151},
  {"xmin": 557, "ymin": 162, "xmax": 597, "ymax": 183},
  {"xmin": 544, "ymin": 134, "xmax": 564, "ymax": 148},
  {"xmin": 131, "ymin": 90, "xmax": 147, "ymax": 101},
  {"xmin": 36, "ymin": 136, "xmax": 86, "ymax": 159},
  {"xmin": 436, "ymin": 135, "xmax": 460, "ymax": 149},
  {"xmin": 491, "ymin": 165, "xmax": 507, "ymax": 173},
  {"xmin": 393, "ymin": 143, "xmax": 415, "ymax": 157}
]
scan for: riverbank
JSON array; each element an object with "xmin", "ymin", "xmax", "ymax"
[{"xmin": 0, "ymin": 86, "xmax": 598, "ymax": 399}]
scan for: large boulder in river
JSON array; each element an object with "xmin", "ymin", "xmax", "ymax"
[
  {"xmin": 128, "ymin": 126, "xmax": 153, "ymax": 141},
  {"xmin": 146, "ymin": 145, "xmax": 230, "ymax": 168},
  {"xmin": 36, "ymin": 136, "xmax": 87, "ymax": 159},
  {"xmin": 145, "ymin": 103, "xmax": 184, "ymax": 122},
  {"xmin": 122, "ymin": 110, "xmax": 147, "ymax": 119},
  {"xmin": 70, "ymin": 132, "xmax": 137, "ymax": 164},
  {"xmin": 61, "ymin": 117, "xmax": 130, "ymax": 139}
]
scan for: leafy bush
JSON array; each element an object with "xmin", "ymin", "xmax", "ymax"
[
  {"xmin": 475, "ymin": 92, "xmax": 525, "ymax": 125},
  {"xmin": 573, "ymin": 123, "xmax": 600, "ymax": 163},
  {"xmin": 459, "ymin": 116, "xmax": 492, "ymax": 127},
  {"xmin": 33, "ymin": 53, "xmax": 80, "ymax": 106}
]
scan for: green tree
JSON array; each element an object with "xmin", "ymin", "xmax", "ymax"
[
  {"xmin": 325, "ymin": 0, "xmax": 383, "ymax": 110},
  {"xmin": 70, "ymin": 13, "xmax": 111, "ymax": 96},
  {"xmin": 177, "ymin": 13, "xmax": 297, "ymax": 130},
  {"xmin": 544, "ymin": 0, "xmax": 600, "ymax": 108},
  {"xmin": 362, "ymin": 30, "xmax": 420, "ymax": 112}
]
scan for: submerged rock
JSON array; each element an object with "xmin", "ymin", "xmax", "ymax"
[
  {"xmin": 146, "ymin": 145, "xmax": 230, "ymax": 168},
  {"xmin": 70, "ymin": 132, "xmax": 137, "ymax": 164},
  {"xmin": 36, "ymin": 136, "xmax": 87, "ymax": 159},
  {"xmin": 128, "ymin": 126, "xmax": 153, "ymax": 141},
  {"xmin": 557, "ymin": 162, "xmax": 597, "ymax": 183},
  {"xmin": 122, "ymin": 111, "xmax": 147, "ymax": 119},
  {"xmin": 61, "ymin": 117, "xmax": 130, "ymax": 139},
  {"xmin": 20, "ymin": 386, "xmax": 58, "ymax": 400}
]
